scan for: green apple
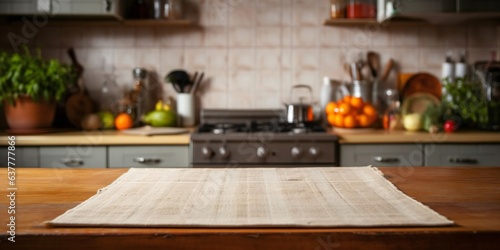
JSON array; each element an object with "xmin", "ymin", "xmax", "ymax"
[{"xmin": 98, "ymin": 111, "xmax": 115, "ymax": 129}]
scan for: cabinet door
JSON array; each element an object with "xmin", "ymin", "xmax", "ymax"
[
  {"xmin": 0, "ymin": 146, "xmax": 39, "ymax": 168},
  {"xmin": 54, "ymin": 0, "xmax": 120, "ymax": 16},
  {"xmin": 39, "ymin": 146, "xmax": 106, "ymax": 168},
  {"xmin": 341, "ymin": 144, "xmax": 424, "ymax": 167},
  {"xmin": 108, "ymin": 146, "xmax": 189, "ymax": 168},
  {"xmin": 425, "ymin": 144, "xmax": 500, "ymax": 167}
]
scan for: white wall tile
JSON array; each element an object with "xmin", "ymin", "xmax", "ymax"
[
  {"xmin": 204, "ymin": 27, "xmax": 228, "ymax": 48},
  {"xmin": 136, "ymin": 48, "xmax": 161, "ymax": 71},
  {"xmin": 294, "ymin": 26, "xmax": 319, "ymax": 48},
  {"xmin": 229, "ymin": 69, "xmax": 255, "ymax": 92},
  {"xmin": 160, "ymin": 48, "xmax": 185, "ymax": 71},
  {"xmin": 257, "ymin": 48, "xmax": 281, "ymax": 70},
  {"xmin": 112, "ymin": 27, "xmax": 135, "ymax": 48},
  {"xmin": 257, "ymin": 70, "xmax": 281, "ymax": 92},
  {"xmin": 256, "ymin": 27, "xmax": 281, "ymax": 48},
  {"xmin": 468, "ymin": 25, "xmax": 497, "ymax": 48},
  {"xmin": 228, "ymin": 92, "xmax": 253, "ymax": 109},
  {"xmin": 294, "ymin": 48, "xmax": 319, "ymax": 70},
  {"xmin": 230, "ymin": 49, "xmax": 255, "ymax": 70},
  {"xmin": 229, "ymin": 1, "xmax": 255, "ymax": 26},
  {"xmin": 229, "ymin": 27, "xmax": 254, "ymax": 47},
  {"xmin": 256, "ymin": 0, "xmax": 281, "ymax": 26},
  {"xmin": 158, "ymin": 28, "xmax": 184, "ymax": 47},
  {"xmin": 206, "ymin": 48, "xmax": 228, "ymax": 70},
  {"xmin": 113, "ymin": 48, "xmax": 136, "ymax": 70},
  {"xmin": 320, "ymin": 27, "xmax": 342, "ymax": 48},
  {"xmin": 135, "ymin": 28, "xmax": 158, "ymax": 47},
  {"xmin": 185, "ymin": 48, "xmax": 206, "ymax": 69}
]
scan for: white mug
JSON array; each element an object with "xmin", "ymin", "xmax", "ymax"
[{"xmin": 177, "ymin": 93, "xmax": 195, "ymax": 127}]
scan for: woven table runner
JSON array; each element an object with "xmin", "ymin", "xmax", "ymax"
[{"xmin": 48, "ymin": 167, "xmax": 453, "ymax": 228}]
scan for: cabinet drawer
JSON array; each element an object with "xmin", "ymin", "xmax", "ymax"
[
  {"xmin": 108, "ymin": 146, "xmax": 189, "ymax": 168},
  {"xmin": 341, "ymin": 144, "xmax": 423, "ymax": 167},
  {"xmin": 0, "ymin": 146, "xmax": 39, "ymax": 168},
  {"xmin": 425, "ymin": 144, "xmax": 500, "ymax": 167},
  {"xmin": 39, "ymin": 146, "xmax": 106, "ymax": 168}
]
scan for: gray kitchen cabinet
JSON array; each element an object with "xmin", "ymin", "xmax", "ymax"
[
  {"xmin": 340, "ymin": 144, "xmax": 424, "ymax": 167},
  {"xmin": 0, "ymin": 146, "xmax": 39, "ymax": 167},
  {"xmin": 54, "ymin": 0, "xmax": 122, "ymax": 17},
  {"xmin": 0, "ymin": 0, "xmax": 122, "ymax": 17},
  {"xmin": 424, "ymin": 144, "xmax": 500, "ymax": 167},
  {"xmin": 39, "ymin": 146, "xmax": 106, "ymax": 168},
  {"xmin": 108, "ymin": 146, "xmax": 189, "ymax": 168}
]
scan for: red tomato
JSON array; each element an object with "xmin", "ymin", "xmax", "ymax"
[{"xmin": 444, "ymin": 120, "xmax": 456, "ymax": 133}]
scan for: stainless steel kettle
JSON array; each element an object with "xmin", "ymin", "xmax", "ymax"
[{"xmin": 284, "ymin": 84, "xmax": 315, "ymax": 123}]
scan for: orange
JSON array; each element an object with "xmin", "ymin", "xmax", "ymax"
[
  {"xmin": 362, "ymin": 104, "xmax": 378, "ymax": 122},
  {"xmin": 342, "ymin": 95, "xmax": 352, "ymax": 104},
  {"xmin": 327, "ymin": 113, "xmax": 336, "ymax": 126},
  {"xmin": 338, "ymin": 102, "xmax": 352, "ymax": 115},
  {"xmin": 334, "ymin": 113, "xmax": 345, "ymax": 127},
  {"xmin": 325, "ymin": 102, "xmax": 338, "ymax": 115},
  {"xmin": 114, "ymin": 113, "xmax": 134, "ymax": 130},
  {"xmin": 344, "ymin": 114, "xmax": 357, "ymax": 128},
  {"xmin": 350, "ymin": 97, "xmax": 364, "ymax": 110},
  {"xmin": 357, "ymin": 113, "xmax": 372, "ymax": 127}
]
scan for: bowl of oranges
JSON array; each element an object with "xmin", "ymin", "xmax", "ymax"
[{"xmin": 325, "ymin": 95, "xmax": 378, "ymax": 129}]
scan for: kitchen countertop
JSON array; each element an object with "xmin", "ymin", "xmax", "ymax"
[
  {"xmin": 1, "ymin": 129, "xmax": 500, "ymax": 146},
  {"xmin": 0, "ymin": 130, "xmax": 191, "ymax": 146},
  {"xmin": 1, "ymin": 167, "xmax": 498, "ymax": 250},
  {"xmin": 329, "ymin": 129, "xmax": 500, "ymax": 144}
]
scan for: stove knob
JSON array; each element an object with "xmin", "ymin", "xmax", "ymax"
[
  {"xmin": 309, "ymin": 147, "xmax": 320, "ymax": 158},
  {"xmin": 256, "ymin": 146, "xmax": 268, "ymax": 159},
  {"xmin": 202, "ymin": 146, "xmax": 214, "ymax": 159},
  {"xmin": 291, "ymin": 147, "xmax": 302, "ymax": 158},
  {"xmin": 219, "ymin": 146, "xmax": 230, "ymax": 159}
]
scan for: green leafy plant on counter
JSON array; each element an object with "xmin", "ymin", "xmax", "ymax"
[
  {"xmin": 424, "ymin": 77, "xmax": 500, "ymax": 131},
  {"xmin": 0, "ymin": 46, "xmax": 75, "ymax": 105}
]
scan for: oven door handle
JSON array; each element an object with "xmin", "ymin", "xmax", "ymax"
[
  {"xmin": 134, "ymin": 157, "xmax": 162, "ymax": 165},
  {"xmin": 373, "ymin": 156, "xmax": 400, "ymax": 163}
]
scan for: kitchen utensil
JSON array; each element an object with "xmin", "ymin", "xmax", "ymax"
[
  {"xmin": 285, "ymin": 84, "xmax": 315, "ymax": 123},
  {"xmin": 352, "ymin": 80, "xmax": 373, "ymax": 103},
  {"xmin": 321, "ymin": 77, "xmax": 350, "ymax": 110},
  {"xmin": 65, "ymin": 48, "xmax": 93, "ymax": 128},
  {"xmin": 350, "ymin": 62, "xmax": 361, "ymax": 81},
  {"xmin": 367, "ymin": 51, "xmax": 380, "ymax": 79},
  {"xmin": 165, "ymin": 70, "xmax": 191, "ymax": 93},
  {"xmin": 401, "ymin": 73, "xmax": 442, "ymax": 100},
  {"xmin": 381, "ymin": 58, "xmax": 394, "ymax": 83},
  {"xmin": 190, "ymin": 72, "xmax": 204, "ymax": 94},
  {"xmin": 177, "ymin": 93, "xmax": 195, "ymax": 127}
]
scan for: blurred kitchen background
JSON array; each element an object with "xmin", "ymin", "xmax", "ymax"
[{"xmin": 0, "ymin": 0, "xmax": 498, "ymax": 117}]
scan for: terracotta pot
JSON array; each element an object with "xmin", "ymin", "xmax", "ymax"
[{"xmin": 4, "ymin": 96, "xmax": 56, "ymax": 129}]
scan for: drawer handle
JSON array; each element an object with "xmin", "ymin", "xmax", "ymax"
[
  {"xmin": 449, "ymin": 158, "xmax": 478, "ymax": 164},
  {"xmin": 373, "ymin": 156, "xmax": 400, "ymax": 163},
  {"xmin": 62, "ymin": 158, "xmax": 84, "ymax": 166},
  {"xmin": 134, "ymin": 157, "xmax": 162, "ymax": 165}
]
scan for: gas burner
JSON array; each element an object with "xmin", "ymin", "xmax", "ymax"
[{"xmin": 213, "ymin": 124, "xmax": 236, "ymax": 134}]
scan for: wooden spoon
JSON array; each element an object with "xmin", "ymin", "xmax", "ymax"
[
  {"xmin": 367, "ymin": 51, "xmax": 380, "ymax": 79},
  {"xmin": 381, "ymin": 59, "xmax": 394, "ymax": 83}
]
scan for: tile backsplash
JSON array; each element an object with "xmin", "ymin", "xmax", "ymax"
[{"xmin": 1, "ymin": 0, "xmax": 499, "ymax": 110}]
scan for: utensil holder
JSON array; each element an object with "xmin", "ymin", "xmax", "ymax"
[{"xmin": 177, "ymin": 93, "xmax": 195, "ymax": 127}]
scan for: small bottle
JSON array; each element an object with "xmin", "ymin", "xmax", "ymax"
[
  {"xmin": 330, "ymin": 0, "xmax": 345, "ymax": 19},
  {"xmin": 441, "ymin": 51, "xmax": 455, "ymax": 83},
  {"xmin": 382, "ymin": 89, "xmax": 402, "ymax": 130},
  {"xmin": 455, "ymin": 50, "xmax": 467, "ymax": 79}
]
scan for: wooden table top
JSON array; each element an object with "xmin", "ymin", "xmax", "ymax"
[{"xmin": 1, "ymin": 167, "xmax": 499, "ymax": 250}]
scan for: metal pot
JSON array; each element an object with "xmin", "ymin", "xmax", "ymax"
[{"xmin": 284, "ymin": 84, "xmax": 315, "ymax": 123}]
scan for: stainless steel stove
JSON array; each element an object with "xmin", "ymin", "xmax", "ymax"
[{"xmin": 190, "ymin": 109, "xmax": 339, "ymax": 167}]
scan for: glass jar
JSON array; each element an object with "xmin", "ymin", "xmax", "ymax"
[
  {"xmin": 382, "ymin": 89, "xmax": 403, "ymax": 130},
  {"xmin": 330, "ymin": 0, "xmax": 345, "ymax": 19},
  {"xmin": 347, "ymin": 0, "xmax": 376, "ymax": 19}
]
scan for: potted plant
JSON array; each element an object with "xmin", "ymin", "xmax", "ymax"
[{"xmin": 0, "ymin": 47, "xmax": 75, "ymax": 129}]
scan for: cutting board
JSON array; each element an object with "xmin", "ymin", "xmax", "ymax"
[{"xmin": 120, "ymin": 126, "xmax": 189, "ymax": 136}]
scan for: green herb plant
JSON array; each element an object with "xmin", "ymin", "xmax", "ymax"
[
  {"xmin": 426, "ymin": 77, "xmax": 500, "ymax": 131},
  {"xmin": 0, "ymin": 46, "xmax": 75, "ymax": 105}
]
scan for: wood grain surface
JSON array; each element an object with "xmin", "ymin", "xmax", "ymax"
[{"xmin": 0, "ymin": 167, "xmax": 499, "ymax": 250}]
